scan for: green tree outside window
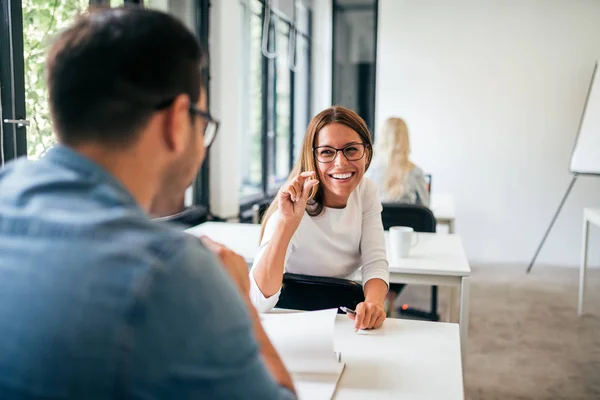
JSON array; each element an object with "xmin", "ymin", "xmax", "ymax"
[{"xmin": 22, "ymin": 0, "xmax": 88, "ymax": 159}]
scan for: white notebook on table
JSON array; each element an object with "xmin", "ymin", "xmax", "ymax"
[{"xmin": 260, "ymin": 309, "xmax": 345, "ymax": 400}]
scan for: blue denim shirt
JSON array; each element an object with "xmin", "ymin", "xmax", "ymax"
[{"xmin": 0, "ymin": 146, "xmax": 294, "ymax": 399}]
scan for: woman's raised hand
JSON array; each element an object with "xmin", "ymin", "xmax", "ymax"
[{"xmin": 278, "ymin": 171, "xmax": 319, "ymax": 226}]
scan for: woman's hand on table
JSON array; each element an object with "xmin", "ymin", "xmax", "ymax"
[{"xmin": 348, "ymin": 301, "xmax": 386, "ymax": 330}]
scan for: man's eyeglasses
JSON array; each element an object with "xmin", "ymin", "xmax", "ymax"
[
  {"xmin": 188, "ymin": 105, "xmax": 220, "ymax": 149},
  {"xmin": 313, "ymin": 143, "xmax": 368, "ymax": 163},
  {"xmin": 154, "ymin": 98, "xmax": 220, "ymax": 148}
]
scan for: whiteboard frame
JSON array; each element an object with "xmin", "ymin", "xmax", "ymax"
[{"xmin": 569, "ymin": 60, "xmax": 600, "ymax": 177}]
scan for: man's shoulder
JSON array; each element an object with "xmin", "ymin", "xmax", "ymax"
[{"xmin": 0, "ymin": 157, "xmax": 38, "ymax": 196}]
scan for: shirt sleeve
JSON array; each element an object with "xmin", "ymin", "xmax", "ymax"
[
  {"xmin": 127, "ymin": 236, "xmax": 296, "ymax": 400},
  {"xmin": 359, "ymin": 178, "xmax": 390, "ymax": 287},
  {"xmin": 249, "ymin": 211, "xmax": 293, "ymax": 313},
  {"xmin": 413, "ymin": 166, "xmax": 430, "ymax": 207}
]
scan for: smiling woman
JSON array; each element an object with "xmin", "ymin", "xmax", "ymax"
[{"xmin": 249, "ymin": 106, "xmax": 390, "ymax": 331}]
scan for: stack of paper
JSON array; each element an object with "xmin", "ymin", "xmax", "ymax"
[{"xmin": 260, "ymin": 309, "xmax": 345, "ymax": 400}]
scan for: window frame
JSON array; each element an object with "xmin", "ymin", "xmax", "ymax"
[
  {"xmin": 0, "ymin": 0, "xmax": 27, "ymax": 164},
  {"xmin": 239, "ymin": 0, "xmax": 312, "ymax": 214}
]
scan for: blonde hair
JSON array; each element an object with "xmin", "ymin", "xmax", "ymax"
[
  {"xmin": 373, "ymin": 117, "xmax": 415, "ymax": 199},
  {"xmin": 260, "ymin": 106, "xmax": 373, "ymax": 240}
]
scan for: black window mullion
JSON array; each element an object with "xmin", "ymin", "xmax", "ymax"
[
  {"xmin": 0, "ymin": 0, "xmax": 27, "ymax": 163},
  {"xmin": 270, "ymin": 22, "xmax": 277, "ymax": 188},
  {"xmin": 193, "ymin": 0, "xmax": 211, "ymax": 208},
  {"xmin": 289, "ymin": 56, "xmax": 295, "ymax": 171},
  {"xmin": 260, "ymin": 2, "xmax": 269, "ymax": 198},
  {"xmin": 307, "ymin": 9, "xmax": 312, "ymax": 119}
]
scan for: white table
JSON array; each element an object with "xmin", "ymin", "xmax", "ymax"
[
  {"xmin": 383, "ymin": 233, "xmax": 471, "ymax": 361},
  {"xmin": 579, "ymin": 207, "xmax": 600, "ymax": 316},
  {"xmin": 186, "ymin": 222, "xmax": 471, "ymax": 361},
  {"xmin": 430, "ymin": 193, "xmax": 456, "ymax": 233},
  {"xmin": 333, "ymin": 315, "xmax": 464, "ymax": 399}
]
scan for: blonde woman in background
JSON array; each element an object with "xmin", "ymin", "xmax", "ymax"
[{"xmin": 368, "ymin": 117, "xmax": 430, "ymax": 206}]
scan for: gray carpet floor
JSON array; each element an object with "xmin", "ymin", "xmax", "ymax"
[{"xmin": 395, "ymin": 265, "xmax": 600, "ymax": 400}]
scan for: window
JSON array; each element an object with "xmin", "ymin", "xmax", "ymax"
[
  {"xmin": 240, "ymin": 0, "xmax": 264, "ymax": 199},
  {"xmin": 239, "ymin": 0, "xmax": 312, "ymax": 207},
  {"xmin": 332, "ymin": 0, "xmax": 377, "ymax": 134},
  {"xmin": 23, "ymin": 0, "xmax": 89, "ymax": 161},
  {"xmin": 272, "ymin": 22, "xmax": 291, "ymax": 190},
  {"xmin": 1, "ymin": 0, "xmax": 211, "ymax": 215},
  {"xmin": 2, "ymin": 0, "xmax": 145, "ymax": 163}
]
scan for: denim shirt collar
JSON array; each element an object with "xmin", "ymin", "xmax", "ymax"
[{"xmin": 45, "ymin": 144, "xmax": 140, "ymax": 209}]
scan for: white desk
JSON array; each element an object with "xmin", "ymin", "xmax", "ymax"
[
  {"xmin": 430, "ymin": 193, "xmax": 456, "ymax": 233},
  {"xmin": 186, "ymin": 222, "xmax": 471, "ymax": 361},
  {"xmin": 333, "ymin": 315, "xmax": 464, "ymax": 399},
  {"xmin": 579, "ymin": 207, "xmax": 600, "ymax": 316},
  {"xmin": 384, "ymin": 233, "xmax": 470, "ymax": 361}
]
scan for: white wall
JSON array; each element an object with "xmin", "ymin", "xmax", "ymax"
[
  {"xmin": 209, "ymin": 0, "xmax": 242, "ymax": 218},
  {"xmin": 377, "ymin": 0, "xmax": 600, "ymax": 267},
  {"xmin": 310, "ymin": 0, "xmax": 332, "ymax": 114}
]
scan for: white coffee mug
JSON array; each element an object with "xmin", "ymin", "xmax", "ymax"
[{"xmin": 389, "ymin": 226, "xmax": 419, "ymax": 259}]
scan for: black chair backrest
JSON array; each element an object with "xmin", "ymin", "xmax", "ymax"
[
  {"xmin": 381, "ymin": 203, "xmax": 436, "ymax": 233},
  {"xmin": 275, "ymin": 273, "xmax": 364, "ymax": 312}
]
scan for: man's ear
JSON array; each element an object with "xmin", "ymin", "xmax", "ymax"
[{"xmin": 163, "ymin": 93, "xmax": 191, "ymax": 154}]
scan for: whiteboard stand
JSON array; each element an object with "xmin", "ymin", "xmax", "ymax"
[
  {"xmin": 526, "ymin": 175, "xmax": 578, "ymax": 273},
  {"xmin": 528, "ymin": 60, "xmax": 600, "ymax": 273}
]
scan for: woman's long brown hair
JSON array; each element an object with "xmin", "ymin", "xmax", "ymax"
[{"xmin": 260, "ymin": 105, "xmax": 374, "ymax": 240}]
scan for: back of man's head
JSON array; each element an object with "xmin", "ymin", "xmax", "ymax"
[{"xmin": 46, "ymin": 7, "xmax": 206, "ymax": 147}]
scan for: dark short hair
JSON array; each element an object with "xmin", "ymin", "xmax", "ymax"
[{"xmin": 46, "ymin": 7, "xmax": 207, "ymax": 146}]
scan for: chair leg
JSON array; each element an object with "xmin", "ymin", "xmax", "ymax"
[{"xmin": 430, "ymin": 286, "xmax": 440, "ymax": 321}]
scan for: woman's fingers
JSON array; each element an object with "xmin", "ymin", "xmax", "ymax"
[
  {"xmin": 300, "ymin": 171, "xmax": 316, "ymax": 178},
  {"xmin": 287, "ymin": 184, "xmax": 298, "ymax": 201},
  {"xmin": 292, "ymin": 181, "xmax": 303, "ymax": 201},
  {"xmin": 373, "ymin": 313, "xmax": 386, "ymax": 329},
  {"xmin": 354, "ymin": 302, "xmax": 367, "ymax": 331},
  {"xmin": 284, "ymin": 172, "xmax": 318, "ymax": 202},
  {"xmin": 353, "ymin": 302, "xmax": 386, "ymax": 330},
  {"xmin": 367, "ymin": 308, "xmax": 379, "ymax": 328},
  {"xmin": 301, "ymin": 179, "xmax": 319, "ymax": 202}
]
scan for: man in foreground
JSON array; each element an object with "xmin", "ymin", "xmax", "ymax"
[{"xmin": 0, "ymin": 7, "xmax": 295, "ymax": 399}]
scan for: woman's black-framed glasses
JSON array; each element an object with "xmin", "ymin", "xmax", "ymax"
[{"xmin": 313, "ymin": 143, "xmax": 368, "ymax": 163}]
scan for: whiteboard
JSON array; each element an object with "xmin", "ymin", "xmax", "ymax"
[{"xmin": 570, "ymin": 61, "xmax": 600, "ymax": 175}]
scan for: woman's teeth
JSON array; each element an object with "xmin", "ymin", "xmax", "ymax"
[{"xmin": 331, "ymin": 172, "xmax": 353, "ymax": 180}]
